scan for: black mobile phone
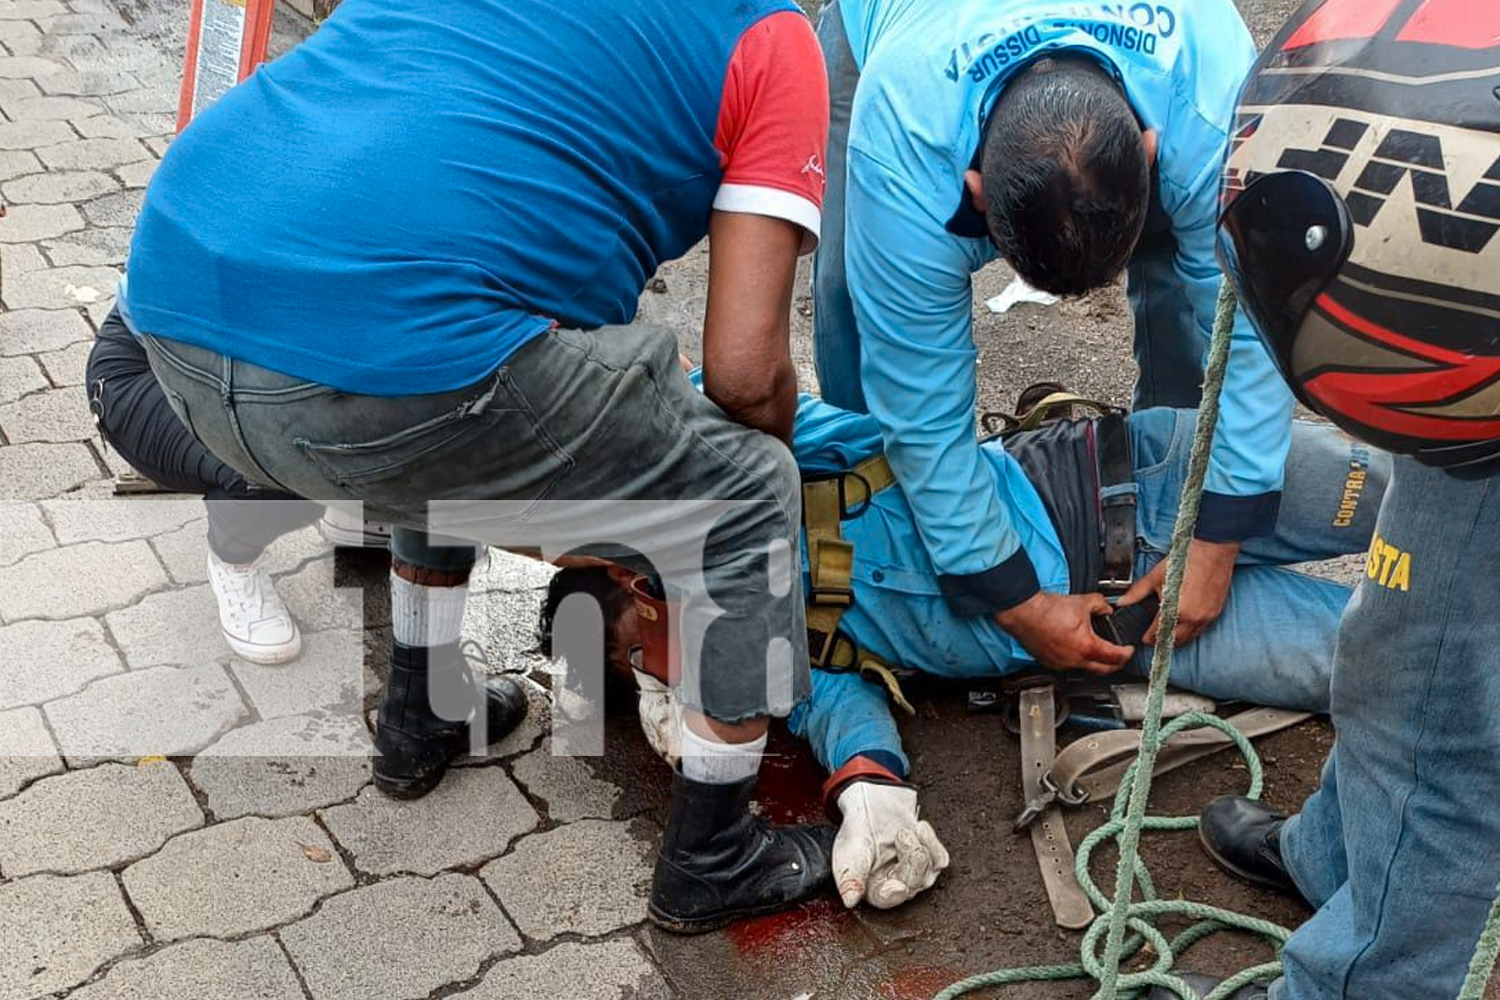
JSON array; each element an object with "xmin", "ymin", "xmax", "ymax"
[{"xmin": 1093, "ymin": 594, "xmax": 1161, "ymax": 647}]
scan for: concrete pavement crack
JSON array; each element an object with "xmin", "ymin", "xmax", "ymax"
[{"xmin": 271, "ymin": 929, "xmax": 318, "ymax": 1000}]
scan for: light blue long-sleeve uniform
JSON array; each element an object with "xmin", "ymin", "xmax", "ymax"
[
  {"xmin": 784, "ymin": 394, "xmax": 1387, "ymax": 779},
  {"xmin": 826, "ymin": 0, "xmax": 1296, "ymax": 615}
]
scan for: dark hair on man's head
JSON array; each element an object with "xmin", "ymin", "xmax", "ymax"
[
  {"xmin": 536, "ymin": 566, "xmax": 634, "ymax": 661},
  {"xmin": 982, "ymin": 58, "xmax": 1150, "ymax": 297}
]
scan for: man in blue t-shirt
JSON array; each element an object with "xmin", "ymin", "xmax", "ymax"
[
  {"xmin": 126, "ymin": 0, "xmax": 832, "ymax": 934},
  {"xmin": 811, "ymin": 0, "xmax": 1297, "ymax": 686}
]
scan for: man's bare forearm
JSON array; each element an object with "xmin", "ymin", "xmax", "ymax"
[
  {"xmin": 704, "ymin": 356, "xmax": 798, "ymax": 445},
  {"xmin": 702, "ymin": 210, "xmax": 804, "ymax": 445}
]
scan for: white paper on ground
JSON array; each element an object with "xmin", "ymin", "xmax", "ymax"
[{"xmin": 986, "ymin": 275, "xmax": 1061, "ymax": 314}]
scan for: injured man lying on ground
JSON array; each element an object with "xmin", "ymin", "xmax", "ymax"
[{"xmin": 540, "ymin": 387, "xmax": 1391, "ymax": 914}]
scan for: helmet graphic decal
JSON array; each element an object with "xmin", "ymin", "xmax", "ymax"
[
  {"xmin": 1284, "ymin": 0, "xmax": 1404, "ymax": 51},
  {"xmin": 1302, "ymin": 295, "xmax": 1500, "ymax": 440},
  {"xmin": 1396, "ymin": 0, "xmax": 1500, "ymax": 50},
  {"xmin": 1226, "ymin": 103, "xmax": 1500, "ymax": 297},
  {"xmin": 1284, "ymin": 0, "xmax": 1500, "ymax": 53}
]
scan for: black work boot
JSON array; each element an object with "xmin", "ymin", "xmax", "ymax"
[
  {"xmin": 374, "ymin": 641, "xmax": 528, "ymax": 800},
  {"xmin": 1198, "ymin": 795, "xmax": 1305, "ymax": 902},
  {"xmin": 1148, "ymin": 973, "xmax": 1271, "ymax": 1000},
  {"xmin": 648, "ymin": 769, "xmax": 836, "ymax": 934}
]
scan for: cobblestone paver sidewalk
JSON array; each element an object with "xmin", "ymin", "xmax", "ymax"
[{"xmin": 0, "ymin": 5, "xmax": 680, "ymax": 998}]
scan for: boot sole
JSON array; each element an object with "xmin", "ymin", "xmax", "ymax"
[
  {"xmin": 1197, "ymin": 827, "xmax": 1303, "ymax": 901},
  {"xmin": 224, "ymin": 630, "xmax": 303, "ymax": 666},
  {"xmin": 372, "ymin": 691, "xmax": 529, "ymax": 802},
  {"xmin": 373, "ymin": 768, "xmax": 444, "ymax": 800},
  {"xmin": 646, "ymin": 894, "xmax": 825, "ymax": 935}
]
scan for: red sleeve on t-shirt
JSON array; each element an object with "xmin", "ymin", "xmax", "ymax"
[{"xmin": 713, "ymin": 10, "xmax": 830, "ymax": 251}]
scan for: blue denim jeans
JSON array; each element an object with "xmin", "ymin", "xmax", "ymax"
[
  {"xmin": 1126, "ymin": 410, "xmax": 1391, "ymax": 711},
  {"xmin": 1124, "ymin": 245, "xmax": 1201, "ymax": 410},
  {"xmin": 87, "ymin": 308, "xmax": 324, "ymax": 563},
  {"xmin": 810, "ymin": 3, "xmax": 1207, "ymax": 415},
  {"xmin": 1269, "ymin": 459, "xmax": 1500, "ymax": 1000},
  {"xmin": 810, "ymin": 0, "xmax": 866, "ymax": 413}
]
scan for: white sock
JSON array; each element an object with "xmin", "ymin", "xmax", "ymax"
[
  {"xmin": 679, "ymin": 726, "xmax": 766, "ymax": 784},
  {"xmin": 390, "ymin": 572, "xmax": 468, "ymax": 648}
]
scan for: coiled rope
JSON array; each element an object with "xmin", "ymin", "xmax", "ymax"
[{"xmin": 934, "ymin": 283, "xmax": 1500, "ymax": 1000}]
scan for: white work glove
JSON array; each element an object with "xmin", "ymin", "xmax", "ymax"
[
  {"xmin": 833, "ymin": 781, "xmax": 950, "ymax": 909},
  {"xmin": 633, "ymin": 668, "xmax": 681, "ymax": 766}
]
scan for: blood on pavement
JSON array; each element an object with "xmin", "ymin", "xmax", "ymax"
[
  {"xmin": 724, "ymin": 731, "xmax": 954, "ymax": 999},
  {"xmin": 724, "ymin": 895, "xmax": 846, "ymax": 959},
  {"xmin": 725, "ymin": 729, "xmax": 849, "ymax": 958},
  {"xmin": 880, "ymin": 965, "xmax": 967, "ymax": 1000},
  {"xmin": 752, "ymin": 728, "xmax": 828, "ymax": 825}
]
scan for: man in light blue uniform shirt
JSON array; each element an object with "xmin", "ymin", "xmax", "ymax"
[
  {"xmin": 549, "ymin": 391, "xmax": 1386, "ymax": 913},
  {"xmin": 787, "ymin": 391, "xmax": 1381, "ymax": 912},
  {"xmin": 812, "ymin": 0, "xmax": 1298, "ymax": 675},
  {"xmin": 779, "ymin": 396, "xmax": 1382, "ymax": 839}
]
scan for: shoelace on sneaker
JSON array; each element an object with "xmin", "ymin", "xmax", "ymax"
[{"xmin": 217, "ymin": 561, "xmax": 287, "ymax": 624}]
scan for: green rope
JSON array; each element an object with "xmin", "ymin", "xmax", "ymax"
[
  {"xmin": 932, "ymin": 712, "xmax": 1288, "ymax": 1000},
  {"xmin": 934, "ymin": 282, "xmax": 1500, "ymax": 1000},
  {"xmin": 1459, "ymin": 879, "xmax": 1500, "ymax": 1000},
  {"xmin": 935, "ymin": 283, "xmax": 1280, "ymax": 1000}
]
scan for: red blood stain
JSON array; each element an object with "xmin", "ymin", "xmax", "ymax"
[
  {"xmin": 721, "ymin": 731, "xmax": 851, "ymax": 960},
  {"xmin": 753, "ymin": 729, "xmax": 827, "ymax": 825},
  {"xmin": 881, "ymin": 965, "xmax": 964, "ymax": 1000},
  {"xmin": 724, "ymin": 895, "xmax": 847, "ymax": 961}
]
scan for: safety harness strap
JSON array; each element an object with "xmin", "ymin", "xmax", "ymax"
[
  {"xmin": 804, "ymin": 454, "xmax": 894, "ymax": 665},
  {"xmin": 1013, "ymin": 705, "xmax": 1310, "ymax": 828},
  {"xmin": 802, "ymin": 455, "xmax": 919, "ymax": 714},
  {"xmin": 1018, "ymin": 686, "xmax": 1096, "ymax": 929},
  {"xmin": 1016, "ymin": 391, "xmax": 1121, "ymax": 431},
  {"xmin": 1072, "ymin": 707, "xmax": 1310, "ymax": 803}
]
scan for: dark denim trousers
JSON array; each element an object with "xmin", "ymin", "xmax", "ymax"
[
  {"xmin": 142, "ymin": 323, "xmax": 809, "ymax": 722},
  {"xmin": 1274, "ymin": 459, "xmax": 1500, "ymax": 1000}
]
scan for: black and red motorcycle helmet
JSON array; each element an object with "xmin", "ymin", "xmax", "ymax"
[{"xmin": 1217, "ymin": 0, "xmax": 1500, "ymax": 472}]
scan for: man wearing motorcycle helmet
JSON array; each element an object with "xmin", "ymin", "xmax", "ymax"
[{"xmin": 1162, "ymin": 1, "xmax": 1500, "ymax": 997}]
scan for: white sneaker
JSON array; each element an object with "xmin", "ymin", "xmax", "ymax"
[
  {"xmin": 206, "ymin": 553, "xmax": 303, "ymax": 664},
  {"xmin": 319, "ymin": 506, "xmax": 393, "ymax": 549}
]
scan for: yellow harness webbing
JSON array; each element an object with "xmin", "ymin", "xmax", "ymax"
[{"xmin": 801, "ymin": 454, "xmax": 915, "ymax": 715}]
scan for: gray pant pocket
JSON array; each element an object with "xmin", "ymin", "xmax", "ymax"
[
  {"xmin": 292, "ymin": 374, "xmax": 573, "ymax": 514},
  {"xmin": 297, "ymin": 409, "xmax": 500, "ymax": 488}
]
